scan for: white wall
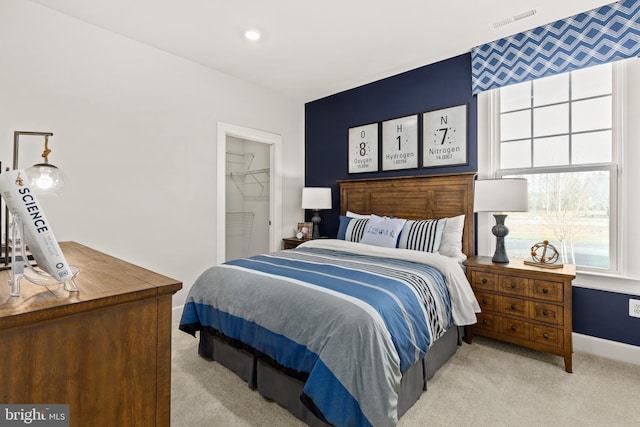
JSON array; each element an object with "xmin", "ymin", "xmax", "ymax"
[{"xmin": 0, "ymin": 0, "xmax": 304, "ymax": 307}]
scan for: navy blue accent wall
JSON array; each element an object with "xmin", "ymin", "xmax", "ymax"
[
  {"xmin": 573, "ymin": 287, "xmax": 640, "ymax": 346},
  {"xmin": 305, "ymin": 53, "xmax": 477, "ymax": 237}
]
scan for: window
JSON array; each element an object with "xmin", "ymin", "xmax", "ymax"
[{"xmin": 493, "ymin": 62, "xmax": 618, "ymax": 272}]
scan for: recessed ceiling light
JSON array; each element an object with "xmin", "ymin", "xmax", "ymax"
[{"xmin": 244, "ymin": 30, "xmax": 261, "ymax": 41}]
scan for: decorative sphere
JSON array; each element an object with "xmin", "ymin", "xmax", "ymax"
[{"xmin": 530, "ymin": 241, "xmax": 560, "ymax": 264}]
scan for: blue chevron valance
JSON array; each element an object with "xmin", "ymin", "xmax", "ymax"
[{"xmin": 471, "ymin": 0, "xmax": 640, "ymax": 94}]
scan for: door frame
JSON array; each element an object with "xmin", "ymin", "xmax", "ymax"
[{"xmin": 216, "ymin": 122, "xmax": 282, "ymax": 265}]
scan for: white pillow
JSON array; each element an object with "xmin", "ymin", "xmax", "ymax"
[
  {"xmin": 438, "ymin": 214, "xmax": 466, "ymax": 262},
  {"xmin": 346, "ymin": 210, "xmax": 371, "ymax": 219},
  {"xmin": 359, "ymin": 214, "xmax": 406, "ymax": 248}
]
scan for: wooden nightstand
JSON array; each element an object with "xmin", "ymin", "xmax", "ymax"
[
  {"xmin": 464, "ymin": 256, "xmax": 576, "ymax": 372},
  {"xmin": 282, "ymin": 237, "xmax": 310, "ymax": 249}
]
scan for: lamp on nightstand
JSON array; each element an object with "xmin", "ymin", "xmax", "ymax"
[
  {"xmin": 474, "ymin": 178, "xmax": 528, "ymax": 263},
  {"xmin": 301, "ymin": 187, "xmax": 332, "ymax": 239}
]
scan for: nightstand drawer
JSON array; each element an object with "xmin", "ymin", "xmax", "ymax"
[
  {"xmin": 531, "ymin": 280, "xmax": 563, "ymax": 302},
  {"xmin": 500, "ymin": 318, "xmax": 529, "ymax": 340},
  {"xmin": 471, "ymin": 271, "xmax": 496, "ymax": 291},
  {"xmin": 499, "ymin": 296, "xmax": 529, "ymax": 318},
  {"xmin": 499, "ymin": 275, "xmax": 527, "ymax": 296},
  {"xmin": 475, "ymin": 291, "xmax": 498, "ymax": 312},
  {"xmin": 475, "ymin": 313, "xmax": 498, "ymax": 334},
  {"xmin": 531, "ymin": 324, "xmax": 563, "ymax": 349},
  {"xmin": 531, "ymin": 302, "xmax": 563, "ymax": 326}
]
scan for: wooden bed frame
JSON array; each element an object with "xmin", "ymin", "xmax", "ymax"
[
  {"xmin": 197, "ymin": 172, "xmax": 477, "ymax": 426},
  {"xmin": 338, "ymin": 172, "xmax": 476, "ymax": 258}
]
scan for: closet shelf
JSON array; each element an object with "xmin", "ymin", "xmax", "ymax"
[
  {"xmin": 227, "ymin": 168, "xmax": 270, "ymax": 199},
  {"xmin": 226, "ymin": 150, "xmax": 256, "ymax": 170}
]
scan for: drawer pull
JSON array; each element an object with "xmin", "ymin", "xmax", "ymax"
[
  {"xmin": 482, "ymin": 299, "xmax": 488, "ymax": 304},
  {"xmin": 482, "ymin": 278, "xmax": 487, "ymax": 284},
  {"xmin": 510, "ymin": 304, "xmax": 516, "ymax": 310},
  {"xmin": 511, "ymin": 325, "xmax": 517, "ymax": 332},
  {"xmin": 543, "ymin": 310, "xmax": 549, "ymax": 316},
  {"xmin": 543, "ymin": 333, "xmax": 549, "ymax": 339},
  {"xmin": 482, "ymin": 319, "xmax": 488, "ymax": 325},
  {"xmin": 543, "ymin": 288, "xmax": 549, "ymax": 294},
  {"xmin": 510, "ymin": 283, "xmax": 517, "ymax": 289}
]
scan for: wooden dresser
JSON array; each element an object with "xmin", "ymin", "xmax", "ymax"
[
  {"xmin": 0, "ymin": 242, "xmax": 182, "ymax": 426},
  {"xmin": 464, "ymin": 256, "xmax": 576, "ymax": 372}
]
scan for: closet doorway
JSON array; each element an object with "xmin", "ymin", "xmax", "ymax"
[{"xmin": 216, "ymin": 122, "xmax": 282, "ymax": 265}]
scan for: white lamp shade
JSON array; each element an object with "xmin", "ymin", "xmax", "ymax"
[
  {"xmin": 301, "ymin": 187, "xmax": 332, "ymax": 210},
  {"xmin": 474, "ymin": 178, "xmax": 528, "ymax": 212}
]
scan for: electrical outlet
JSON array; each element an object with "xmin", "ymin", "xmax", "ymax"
[{"xmin": 630, "ymin": 299, "xmax": 640, "ymax": 318}]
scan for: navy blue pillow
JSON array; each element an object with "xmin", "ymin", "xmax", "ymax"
[{"xmin": 337, "ymin": 216, "xmax": 352, "ymax": 240}]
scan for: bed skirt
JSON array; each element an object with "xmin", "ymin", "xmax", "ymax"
[{"xmin": 197, "ymin": 326, "xmax": 462, "ymax": 426}]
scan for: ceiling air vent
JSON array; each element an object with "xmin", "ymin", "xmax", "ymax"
[{"xmin": 491, "ymin": 9, "xmax": 537, "ymax": 30}]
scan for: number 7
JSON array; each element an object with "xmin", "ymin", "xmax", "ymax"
[{"xmin": 438, "ymin": 128, "xmax": 448, "ymax": 144}]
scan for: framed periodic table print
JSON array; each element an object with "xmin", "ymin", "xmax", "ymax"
[
  {"xmin": 422, "ymin": 104, "xmax": 468, "ymax": 168},
  {"xmin": 348, "ymin": 122, "xmax": 379, "ymax": 173},
  {"xmin": 381, "ymin": 114, "xmax": 418, "ymax": 171}
]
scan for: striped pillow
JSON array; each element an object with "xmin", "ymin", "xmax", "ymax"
[
  {"xmin": 398, "ymin": 218, "xmax": 446, "ymax": 253},
  {"xmin": 337, "ymin": 216, "xmax": 369, "ymax": 242}
]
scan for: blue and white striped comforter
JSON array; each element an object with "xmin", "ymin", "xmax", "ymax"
[{"xmin": 180, "ymin": 239, "xmax": 479, "ymax": 427}]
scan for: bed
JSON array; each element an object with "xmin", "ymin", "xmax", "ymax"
[{"xmin": 179, "ymin": 173, "xmax": 480, "ymax": 427}]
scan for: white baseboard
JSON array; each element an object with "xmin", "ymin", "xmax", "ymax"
[
  {"xmin": 171, "ymin": 304, "xmax": 184, "ymax": 322},
  {"xmin": 573, "ymin": 332, "xmax": 640, "ymax": 366}
]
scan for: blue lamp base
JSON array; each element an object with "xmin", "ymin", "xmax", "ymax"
[
  {"xmin": 492, "ymin": 214, "xmax": 510, "ymax": 263},
  {"xmin": 311, "ymin": 210, "xmax": 321, "ymax": 239}
]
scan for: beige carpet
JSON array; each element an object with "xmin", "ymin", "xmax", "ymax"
[{"xmin": 171, "ymin": 312, "xmax": 640, "ymax": 426}]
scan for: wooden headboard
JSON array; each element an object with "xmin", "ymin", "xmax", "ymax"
[{"xmin": 337, "ymin": 172, "xmax": 476, "ymax": 258}]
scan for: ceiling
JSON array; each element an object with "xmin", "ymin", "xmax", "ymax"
[{"xmin": 29, "ymin": 0, "xmax": 613, "ymax": 102}]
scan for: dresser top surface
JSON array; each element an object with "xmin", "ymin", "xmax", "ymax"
[{"xmin": 0, "ymin": 241, "xmax": 182, "ymax": 326}]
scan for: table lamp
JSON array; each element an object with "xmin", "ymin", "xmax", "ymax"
[
  {"xmin": 474, "ymin": 178, "xmax": 528, "ymax": 263},
  {"xmin": 301, "ymin": 187, "xmax": 332, "ymax": 239}
]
